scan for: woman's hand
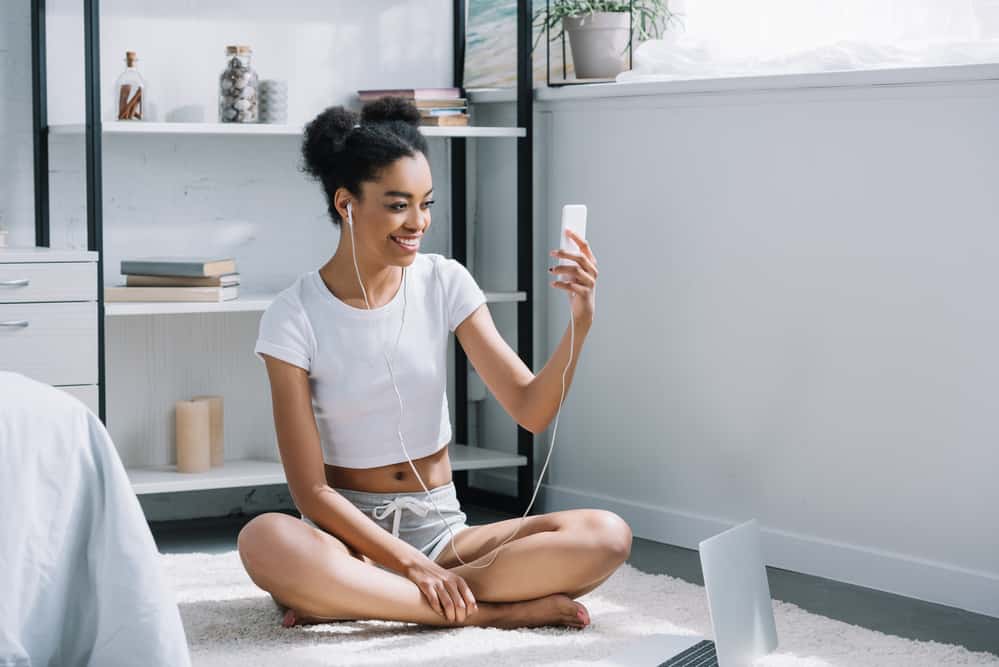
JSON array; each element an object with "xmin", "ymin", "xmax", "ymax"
[
  {"xmin": 404, "ymin": 556, "xmax": 478, "ymax": 624},
  {"xmin": 549, "ymin": 227, "xmax": 598, "ymax": 327}
]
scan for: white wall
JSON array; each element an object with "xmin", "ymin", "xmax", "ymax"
[{"xmin": 472, "ymin": 73, "xmax": 999, "ymax": 618}]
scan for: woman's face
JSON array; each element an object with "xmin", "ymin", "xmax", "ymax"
[{"xmin": 345, "ymin": 152, "xmax": 434, "ymax": 268}]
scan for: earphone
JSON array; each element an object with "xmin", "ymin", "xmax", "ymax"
[{"xmin": 345, "ymin": 200, "xmax": 573, "ymax": 569}]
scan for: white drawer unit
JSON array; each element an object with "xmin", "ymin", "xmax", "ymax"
[
  {"xmin": 0, "ymin": 302, "xmax": 98, "ymax": 385},
  {"xmin": 0, "ymin": 247, "xmax": 100, "ymax": 401},
  {"xmin": 0, "ymin": 262, "xmax": 97, "ymax": 302}
]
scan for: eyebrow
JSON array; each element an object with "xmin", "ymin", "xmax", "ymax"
[{"xmin": 383, "ymin": 189, "xmax": 434, "ymax": 199}]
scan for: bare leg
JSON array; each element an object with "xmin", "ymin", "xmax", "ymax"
[
  {"xmin": 439, "ymin": 509, "xmax": 633, "ymax": 603},
  {"xmin": 237, "ymin": 513, "xmax": 589, "ymax": 629}
]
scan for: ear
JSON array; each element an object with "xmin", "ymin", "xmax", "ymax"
[{"xmin": 332, "ymin": 189, "xmax": 352, "ymax": 222}]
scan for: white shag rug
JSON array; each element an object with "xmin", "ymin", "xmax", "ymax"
[{"xmin": 162, "ymin": 551, "xmax": 999, "ymax": 667}]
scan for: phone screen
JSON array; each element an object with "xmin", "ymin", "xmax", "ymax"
[{"xmin": 558, "ymin": 205, "xmax": 587, "ymax": 280}]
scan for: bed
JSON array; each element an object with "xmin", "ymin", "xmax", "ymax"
[{"xmin": 0, "ymin": 371, "xmax": 190, "ymax": 666}]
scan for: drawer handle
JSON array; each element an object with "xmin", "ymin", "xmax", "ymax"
[
  {"xmin": 0, "ymin": 279, "xmax": 30, "ymax": 288},
  {"xmin": 0, "ymin": 320, "xmax": 29, "ymax": 328}
]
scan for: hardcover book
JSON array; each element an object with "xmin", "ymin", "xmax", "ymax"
[
  {"xmin": 105, "ymin": 285, "xmax": 240, "ymax": 302},
  {"xmin": 414, "ymin": 98, "xmax": 467, "ymax": 109},
  {"xmin": 120, "ymin": 257, "xmax": 237, "ymax": 278},
  {"xmin": 358, "ymin": 87, "xmax": 461, "ymax": 101},
  {"xmin": 419, "ymin": 115, "xmax": 470, "ymax": 127},
  {"xmin": 125, "ymin": 273, "xmax": 240, "ymax": 287}
]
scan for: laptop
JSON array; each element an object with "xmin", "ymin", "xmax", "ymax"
[{"xmin": 597, "ymin": 519, "xmax": 779, "ymax": 667}]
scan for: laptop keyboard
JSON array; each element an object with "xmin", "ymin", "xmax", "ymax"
[{"xmin": 659, "ymin": 639, "xmax": 718, "ymax": 667}]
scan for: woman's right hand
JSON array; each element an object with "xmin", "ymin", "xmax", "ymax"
[{"xmin": 404, "ymin": 556, "xmax": 478, "ymax": 624}]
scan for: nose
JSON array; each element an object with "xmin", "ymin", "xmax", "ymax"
[{"xmin": 410, "ymin": 208, "xmax": 429, "ymax": 232}]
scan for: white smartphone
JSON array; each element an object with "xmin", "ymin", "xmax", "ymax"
[{"xmin": 558, "ymin": 204, "xmax": 587, "ymax": 282}]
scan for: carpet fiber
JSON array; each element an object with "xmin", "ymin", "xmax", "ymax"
[{"xmin": 162, "ymin": 551, "xmax": 999, "ymax": 666}]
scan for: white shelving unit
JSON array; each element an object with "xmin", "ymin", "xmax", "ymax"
[
  {"xmin": 49, "ymin": 121, "xmax": 526, "ymax": 139},
  {"xmin": 104, "ymin": 291, "xmax": 527, "ymax": 317},
  {"xmin": 128, "ymin": 444, "xmax": 527, "ymax": 495},
  {"xmin": 34, "ymin": 5, "xmax": 536, "ymax": 512}
]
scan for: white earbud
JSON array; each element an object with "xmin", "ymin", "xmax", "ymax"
[{"xmin": 346, "ymin": 201, "xmax": 353, "ymax": 226}]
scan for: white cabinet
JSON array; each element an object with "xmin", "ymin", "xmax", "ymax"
[{"xmin": 0, "ymin": 248, "xmax": 100, "ymax": 414}]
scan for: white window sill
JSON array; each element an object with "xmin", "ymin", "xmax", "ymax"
[{"xmin": 468, "ymin": 62, "xmax": 999, "ymax": 104}]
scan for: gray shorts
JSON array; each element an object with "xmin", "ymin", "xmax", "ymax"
[{"xmin": 301, "ymin": 480, "xmax": 470, "ymax": 573}]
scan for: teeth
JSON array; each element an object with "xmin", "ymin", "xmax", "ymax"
[{"xmin": 392, "ymin": 235, "xmax": 419, "ymax": 248}]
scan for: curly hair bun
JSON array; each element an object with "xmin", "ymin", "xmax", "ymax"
[
  {"xmin": 361, "ymin": 96, "xmax": 421, "ymax": 126},
  {"xmin": 300, "ymin": 99, "xmax": 429, "ymax": 226},
  {"xmin": 302, "ymin": 106, "xmax": 358, "ymax": 178}
]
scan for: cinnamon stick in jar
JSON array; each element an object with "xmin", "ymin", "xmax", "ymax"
[
  {"xmin": 122, "ymin": 88, "xmax": 143, "ymax": 120},
  {"xmin": 117, "ymin": 84, "xmax": 131, "ymax": 120}
]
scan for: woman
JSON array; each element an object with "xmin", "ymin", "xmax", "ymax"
[{"xmin": 238, "ymin": 97, "xmax": 631, "ymax": 631}]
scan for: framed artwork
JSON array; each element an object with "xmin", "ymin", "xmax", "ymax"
[{"xmin": 463, "ymin": 0, "xmax": 571, "ymax": 88}]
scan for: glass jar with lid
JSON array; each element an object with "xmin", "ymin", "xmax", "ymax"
[
  {"xmin": 114, "ymin": 51, "xmax": 145, "ymax": 120},
  {"xmin": 218, "ymin": 45, "xmax": 258, "ymax": 123}
]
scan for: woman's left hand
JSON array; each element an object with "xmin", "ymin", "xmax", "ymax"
[{"xmin": 549, "ymin": 227, "xmax": 598, "ymax": 327}]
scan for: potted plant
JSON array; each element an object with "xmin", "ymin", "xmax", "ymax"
[{"xmin": 534, "ymin": 0, "xmax": 681, "ymax": 79}]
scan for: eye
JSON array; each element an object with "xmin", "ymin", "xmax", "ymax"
[
  {"xmin": 422, "ymin": 199, "xmax": 435, "ymax": 210},
  {"xmin": 389, "ymin": 202, "xmax": 407, "ymax": 211}
]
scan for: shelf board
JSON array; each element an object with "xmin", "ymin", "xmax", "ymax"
[
  {"xmin": 49, "ymin": 122, "xmax": 526, "ymax": 139},
  {"xmin": 419, "ymin": 126, "xmax": 526, "ymax": 138},
  {"xmin": 104, "ymin": 293, "xmax": 276, "ymax": 316},
  {"xmin": 105, "ymin": 290, "xmax": 525, "ymax": 316},
  {"xmin": 483, "ymin": 290, "xmax": 527, "ymax": 303},
  {"xmin": 129, "ymin": 458, "xmax": 285, "ymax": 495},
  {"xmin": 450, "ymin": 443, "xmax": 528, "ymax": 471},
  {"xmin": 127, "ymin": 444, "xmax": 526, "ymax": 495}
]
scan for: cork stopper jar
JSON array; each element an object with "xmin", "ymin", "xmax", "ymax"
[
  {"xmin": 219, "ymin": 45, "xmax": 258, "ymax": 123},
  {"xmin": 114, "ymin": 50, "xmax": 144, "ymax": 120}
]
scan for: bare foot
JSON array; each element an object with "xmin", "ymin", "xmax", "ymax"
[
  {"xmin": 281, "ymin": 608, "xmax": 344, "ymax": 627},
  {"xmin": 280, "ymin": 594, "xmax": 592, "ymax": 630},
  {"xmin": 476, "ymin": 593, "xmax": 590, "ymax": 630}
]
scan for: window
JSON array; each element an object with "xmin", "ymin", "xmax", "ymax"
[{"xmin": 622, "ymin": 0, "xmax": 999, "ymax": 81}]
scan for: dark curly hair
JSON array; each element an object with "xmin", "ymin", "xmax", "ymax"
[{"xmin": 301, "ymin": 96, "xmax": 430, "ymax": 225}]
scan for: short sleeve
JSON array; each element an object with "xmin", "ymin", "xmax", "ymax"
[
  {"xmin": 439, "ymin": 257, "xmax": 487, "ymax": 332},
  {"xmin": 254, "ymin": 293, "xmax": 314, "ymax": 371}
]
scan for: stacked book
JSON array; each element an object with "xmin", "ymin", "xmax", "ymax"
[
  {"xmin": 358, "ymin": 87, "xmax": 468, "ymax": 127},
  {"xmin": 106, "ymin": 257, "xmax": 240, "ymax": 302}
]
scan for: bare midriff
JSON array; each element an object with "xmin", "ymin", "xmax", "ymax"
[{"xmin": 324, "ymin": 441, "xmax": 453, "ymax": 494}]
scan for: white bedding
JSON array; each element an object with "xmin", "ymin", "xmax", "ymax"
[{"xmin": 0, "ymin": 372, "xmax": 190, "ymax": 667}]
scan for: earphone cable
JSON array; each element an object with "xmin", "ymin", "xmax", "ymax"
[{"xmin": 347, "ymin": 202, "xmax": 573, "ymax": 569}]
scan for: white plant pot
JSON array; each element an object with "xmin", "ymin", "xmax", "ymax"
[{"xmin": 563, "ymin": 12, "xmax": 631, "ymax": 79}]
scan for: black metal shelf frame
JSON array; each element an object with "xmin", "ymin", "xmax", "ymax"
[
  {"xmin": 30, "ymin": 0, "xmax": 536, "ymax": 517},
  {"xmin": 450, "ymin": 0, "xmax": 535, "ymax": 516}
]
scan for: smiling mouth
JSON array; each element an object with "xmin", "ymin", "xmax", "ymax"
[{"xmin": 390, "ymin": 235, "xmax": 421, "ymax": 249}]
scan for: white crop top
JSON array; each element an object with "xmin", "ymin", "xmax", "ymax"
[{"xmin": 253, "ymin": 253, "xmax": 486, "ymax": 468}]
